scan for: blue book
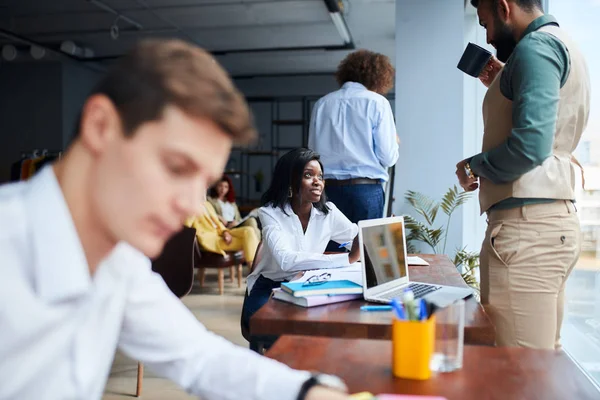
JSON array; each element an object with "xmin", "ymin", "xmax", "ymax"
[{"xmin": 281, "ymin": 280, "xmax": 363, "ymax": 298}]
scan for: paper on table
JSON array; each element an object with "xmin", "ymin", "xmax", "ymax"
[
  {"xmin": 407, "ymin": 256, "xmax": 429, "ymax": 266},
  {"xmin": 290, "ymin": 262, "xmax": 363, "ymax": 285}
]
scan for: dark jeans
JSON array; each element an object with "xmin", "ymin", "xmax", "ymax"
[
  {"xmin": 325, "ymin": 183, "xmax": 385, "ymax": 252},
  {"xmin": 241, "ymin": 275, "xmax": 282, "ymax": 352}
]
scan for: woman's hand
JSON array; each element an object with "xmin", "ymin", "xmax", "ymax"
[
  {"xmin": 348, "ymin": 236, "xmax": 360, "ymax": 264},
  {"xmin": 479, "ymin": 56, "xmax": 504, "ymax": 88},
  {"xmin": 222, "ymin": 231, "xmax": 233, "ymax": 245}
]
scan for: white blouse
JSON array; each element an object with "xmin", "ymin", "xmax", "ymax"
[
  {"xmin": 218, "ymin": 199, "xmax": 237, "ymax": 221},
  {"xmin": 247, "ymin": 202, "xmax": 359, "ymax": 292}
]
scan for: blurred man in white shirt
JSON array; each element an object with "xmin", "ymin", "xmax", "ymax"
[
  {"xmin": 0, "ymin": 39, "xmax": 349, "ymax": 400},
  {"xmin": 308, "ymin": 49, "xmax": 399, "ymax": 230}
]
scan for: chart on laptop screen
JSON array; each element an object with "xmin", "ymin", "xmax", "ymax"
[{"xmin": 362, "ymin": 222, "xmax": 407, "ymax": 289}]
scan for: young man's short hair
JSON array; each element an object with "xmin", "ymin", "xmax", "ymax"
[
  {"xmin": 470, "ymin": 0, "xmax": 543, "ymax": 12},
  {"xmin": 76, "ymin": 39, "xmax": 256, "ymax": 144}
]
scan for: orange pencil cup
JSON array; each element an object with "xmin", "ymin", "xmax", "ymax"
[{"xmin": 391, "ymin": 315, "xmax": 436, "ymax": 380}]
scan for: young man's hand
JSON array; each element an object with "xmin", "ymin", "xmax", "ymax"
[
  {"xmin": 222, "ymin": 231, "xmax": 233, "ymax": 245},
  {"xmin": 479, "ymin": 56, "xmax": 504, "ymax": 88},
  {"xmin": 305, "ymin": 386, "xmax": 350, "ymax": 400},
  {"xmin": 455, "ymin": 160, "xmax": 479, "ymax": 192}
]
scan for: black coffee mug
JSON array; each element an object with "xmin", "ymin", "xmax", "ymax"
[{"xmin": 457, "ymin": 42, "xmax": 493, "ymax": 77}]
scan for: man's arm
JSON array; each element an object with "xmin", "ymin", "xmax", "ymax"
[
  {"xmin": 118, "ymin": 263, "xmax": 347, "ymax": 400},
  {"xmin": 373, "ymin": 99, "xmax": 399, "ymax": 168},
  {"xmin": 469, "ymin": 33, "xmax": 569, "ymax": 184}
]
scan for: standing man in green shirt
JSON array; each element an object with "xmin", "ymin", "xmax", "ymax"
[{"xmin": 457, "ymin": 0, "xmax": 590, "ymax": 349}]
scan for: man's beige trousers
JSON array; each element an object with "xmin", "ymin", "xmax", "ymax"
[{"xmin": 480, "ymin": 200, "xmax": 581, "ymax": 349}]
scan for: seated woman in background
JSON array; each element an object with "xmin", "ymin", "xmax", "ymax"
[
  {"xmin": 241, "ymin": 148, "xmax": 360, "ymax": 351},
  {"xmin": 186, "ymin": 201, "xmax": 259, "ymax": 264},
  {"xmin": 208, "ymin": 174, "xmax": 260, "ymax": 239}
]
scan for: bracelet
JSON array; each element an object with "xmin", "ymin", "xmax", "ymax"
[{"xmin": 464, "ymin": 162, "xmax": 476, "ymax": 180}]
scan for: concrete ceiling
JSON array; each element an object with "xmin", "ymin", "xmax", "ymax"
[{"xmin": 0, "ymin": 0, "xmax": 395, "ymax": 77}]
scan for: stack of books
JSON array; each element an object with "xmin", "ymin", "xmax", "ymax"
[{"xmin": 271, "ymin": 264, "xmax": 363, "ymax": 308}]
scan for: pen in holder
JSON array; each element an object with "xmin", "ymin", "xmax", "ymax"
[{"xmin": 392, "ymin": 314, "xmax": 436, "ymax": 380}]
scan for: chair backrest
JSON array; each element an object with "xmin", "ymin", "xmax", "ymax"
[
  {"xmin": 151, "ymin": 226, "xmax": 196, "ymax": 298},
  {"xmin": 248, "ymin": 240, "xmax": 263, "ymax": 273}
]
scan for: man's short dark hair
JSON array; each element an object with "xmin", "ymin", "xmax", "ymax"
[
  {"xmin": 470, "ymin": 0, "xmax": 543, "ymax": 12},
  {"xmin": 75, "ymin": 39, "xmax": 256, "ymax": 144}
]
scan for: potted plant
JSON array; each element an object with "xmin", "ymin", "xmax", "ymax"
[{"xmin": 403, "ymin": 185, "xmax": 480, "ymax": 293}]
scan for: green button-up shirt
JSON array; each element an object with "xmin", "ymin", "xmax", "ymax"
[{"xmin": 470, "ymin": 15, "xmax": 571, "ymax": 210}]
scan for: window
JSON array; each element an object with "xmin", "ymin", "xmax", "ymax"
[{"xmin": 550, "ymin": 0, "xmax": 600, "ymax": 387}]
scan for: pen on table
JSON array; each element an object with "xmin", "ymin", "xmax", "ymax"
[
  {"xmin": 360, "ymin": 305, "xmax": 393, "ymax": 312},
  {"xmin": 338, "ymin": 240, "xmax": 352, "ymax": 248},
  {"xmin": 391, "ymin": 298, "xmax": 405, "ymax": 320}
]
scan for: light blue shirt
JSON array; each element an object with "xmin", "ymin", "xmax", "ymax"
[{"xmin": 308, "ymin": 82, "xmax": 399, "ymax": 182}]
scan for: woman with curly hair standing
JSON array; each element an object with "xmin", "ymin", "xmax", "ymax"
[{"xmin": 308, "ymin": 49, "xmax": 399, "ymax": 232}]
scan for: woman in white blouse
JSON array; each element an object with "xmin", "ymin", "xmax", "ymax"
[{"xmin": 242, "ymin": 148, "xmax": 360, "ymax": 352}]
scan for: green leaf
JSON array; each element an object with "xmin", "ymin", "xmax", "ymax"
[
  {"xmin": 405, "ymin": 190, "xmax": 439, "ymax": 226},
  {"xmin": 406, "ymin": 241, "xmax": 418, "ymax": 254},
  {"xmin": 440, "ymin": 185, "xmax": 472, "ymax": 216}
]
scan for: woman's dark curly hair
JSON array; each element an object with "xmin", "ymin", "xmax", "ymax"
[
  {"xmin": 335, "ymin": 49, "xmax": 395, "ymax": 94},
  {"xmin": 208, "ymin": 174, "xmax": 236, "ymax": 203},
  {"xmin": 261, "ymin": 148, "xmax": 329, "ymax": 215}
]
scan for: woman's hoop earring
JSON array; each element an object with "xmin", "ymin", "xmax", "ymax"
[{"xmin": 288, "ymin": 187, "xmax": 293, "ymax": 198}]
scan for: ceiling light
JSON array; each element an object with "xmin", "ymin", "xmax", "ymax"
[
  {"xmin": 329, "ymin": 12, "xmax": 351, "ymax": 44},
  {"xmin": 323, "ymin": 0, "xmax": 352, "ymax": 45},
  {"xmin": 2, "ymin": 44, "xmax": 17, "ymax": 61},
  {"xmin": 30, "ymin": 45, "xmax": 46, "ymax": 60}
]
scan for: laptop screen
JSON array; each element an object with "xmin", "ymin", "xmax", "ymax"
[{"xmin": 361, "ymin": 221, "xmax": 408, "ymax": 289}]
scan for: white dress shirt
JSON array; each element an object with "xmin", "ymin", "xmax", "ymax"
[
  {"xmin": 0, "ymin": 166, "xmax": 309, "ymax": 400},
  {"xmin": 247, "ymin": 202, "xmax": 359, "ymax": 292},
  {"xmin": 308, "ymin": 82, "xmax": 399, "ymax": 182}
]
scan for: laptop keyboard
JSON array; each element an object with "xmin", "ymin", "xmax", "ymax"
[{"xmin": 379, "ymin": 283, "xmax": 442, "ymax": 301}]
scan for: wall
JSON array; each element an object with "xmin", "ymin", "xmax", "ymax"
[
  {"xmin": 0, "ymin": 60, "xmax": 102, "ymax": 183},
  {"xmin": 0, "ymin": 62, "xmax": 63, "ymax": 182},
  {"xmin": 393, "ymin": 0, "xmax": 466, "ymax": 254},
  {"xmin": 62, "ymin": 62, "xmax": 102, "ymax": 148},
  {"xmin": 234, "ymin": 75, "xmax": 340, "ymax": 98}
]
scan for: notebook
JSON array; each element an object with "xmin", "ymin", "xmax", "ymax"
[
  {"xmin": 271, "ymin": 288, "xmax": 361, "ymax": 307},
  {"xmin": 280, "ymin": 280, "xmax": 363, "ymax": 297}
]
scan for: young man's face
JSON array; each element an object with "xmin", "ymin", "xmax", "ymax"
[
  {"xmin": 87, "ymin": 101, "xmax": 232, "ymax": 258},
  {"xmin": 477, "ymin": 0, "xmax": 517, "ymax": 62}
]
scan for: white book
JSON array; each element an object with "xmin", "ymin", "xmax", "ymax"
[{"xmin": 271, "ymin": 288, "xmax": 361, "ymax": 308}]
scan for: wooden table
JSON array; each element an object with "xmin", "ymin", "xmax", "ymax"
[
  {"xmin": 250, "ymin": 255, "xmax": 495, "ymax": 346},
  {"xmin": 267, "ymin": 335, "xmax": 600, "ymax": 400}
]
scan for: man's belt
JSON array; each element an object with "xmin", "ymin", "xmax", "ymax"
[{"xmin": 325, "ymin": 178, "xmax": 380, "ymax": 186}]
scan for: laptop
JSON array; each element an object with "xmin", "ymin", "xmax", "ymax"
[{"xmin": 357, "ymin": 216, "xmax": 473, "ymax": 308}]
